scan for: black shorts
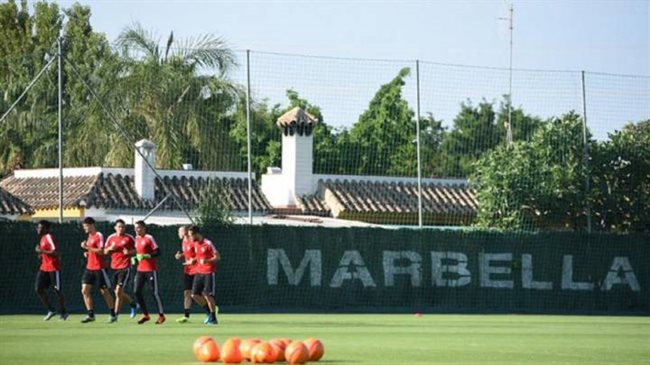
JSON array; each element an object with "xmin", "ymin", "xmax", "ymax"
[
  {"xmin": 113, "ymin": 267, "xmax": 133, "ymax": 288},
  {"xmin": 82, "ymin": 269, "xmax": 111, "ymax": 289},
  {"xmin": 183, "ymin": 274, "xmax": 194, "ymax": 291},
  {"xmin": 192, "ymin": 273, "xmax": 215, "ymax": 296},
  {"xmin": 35, "ymin": 270, "xmax": 61, "ymax": 291}
]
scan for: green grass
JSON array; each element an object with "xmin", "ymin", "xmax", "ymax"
[{"xmin": 0, "ymin": 314, "xmax": 648, "ymax": 364}]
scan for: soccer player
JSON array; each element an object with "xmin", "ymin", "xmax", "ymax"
[
  {"xmin": 188, "ymin": 225, "xmax": 220, "ymax": 325},
  {"xmin": 80, "ymin": 217, "xmax": 116, "ymax": 323},
  {"xmin": 133, "ymin": 220, "xmax": 165, "ymax": 324},
  {"xmin": 104, "ymin": 219, "xmax": 138, "ymax": 320},
  {"xmin": 34, "ymin": 220, "xmax": 68, "ymax": 321},
  {"xmin": 175, "ymin": 225, "xmax": 210, "ymax": 323}
]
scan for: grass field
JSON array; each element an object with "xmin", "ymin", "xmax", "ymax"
[{"xmin": 0, "ymin": 314, "xmax": 648, "ymax": 364}]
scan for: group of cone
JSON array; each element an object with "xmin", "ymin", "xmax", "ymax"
[{"xmin": 193, "ymin": 336, "xmax": 324, "ymax": 364}]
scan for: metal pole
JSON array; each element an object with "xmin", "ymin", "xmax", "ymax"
[
  {"xmin": 58, "ymin": 37, "xmax": 64, "ymax": 223},
  {"xmin": 0, "ymin": 57, "xmax": 56, "ymax": 124},
  {"xmin": 416, "ymin": 60, "xmax": 423, "ymax": 228},
  {"xmin": 507, "ymin": 3, "xmax": 513, "ymax": 145},
  {"xmin": 246, "ymin": 50, "xmax": 253, "ymax": 225},
  {"xmin": 581, "ymin": 71, "xmax": 592, "ymax": 233}
]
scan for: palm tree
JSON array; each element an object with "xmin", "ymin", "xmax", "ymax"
[{"xmin": 113, "ymin": 23, "xmax": 239, "ymax": 169}]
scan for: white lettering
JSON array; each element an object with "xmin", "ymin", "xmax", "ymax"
[
  {"xmin": 603, "ymin": 257, "xmax": 641, "ymax": 291},
  {"xmin": 522, "ymin": 254, "xmax": 553, "ymax": 290},
  {"xmin": 329, "ymin": 250, "xmax": 376, "ymax": 288},
  {"xmin": 561, "ymin": 255, "xmax": 594, "ymax": 290},
  {"xmin": 267, "ymin": 249, "xmax": 322, "ymax": 286},
  {"xmin": 383, "ymin": 251, "xmax": 422, "ymax": 287},
  {"xmin": 431, "ymin": 251, "xmax": 471, "ymax": 287},
  {"xmin": 479, "ymin": 253, "xmax": 514, "ymax": 288}
]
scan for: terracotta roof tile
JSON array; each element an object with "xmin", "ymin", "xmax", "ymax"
[
  {"xmin": 0, "ymin": 172, "xmax": 271, "ymax": 213},
  {"xmin": 276, "ymin": 107, "xmax": 317, "ymax": 127},
  {"xmin": 0, "ymin": 187, "xmax": 33, "ymax": 215},
  {"xmin": 0, "ymin": 175, "xmax": 97, "ymax": 209},
  {"xmin": 295, "ymin": 194, "xmax": 330, "ymax": 216},
  {"xmin": 298, "ymin": 179, "xmax": 478, "ymax": 225}
]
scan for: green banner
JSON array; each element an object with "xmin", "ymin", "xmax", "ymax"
[{"xmin": 1, "ymin": 223, "xmax": 647, "ymax": 314}]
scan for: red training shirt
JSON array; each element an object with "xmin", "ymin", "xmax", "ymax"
[
  {"xmin": 182, "ymin": 238, "xmax": 196, "ymax": 275},
  {"xmin": 106, "ymin": 233, "xmax": 135, "ymax": 270},
  {"xmin": 193, "ymin": 238, "xmax": 217, "ymax": 275},
  {"xmin": 85, "ymin": 231, "xmax": 106, "ymax": 270},
  {"xmin": 135, "ymin": 234, "xmax": 159, "ymax": 272},
  {"xmin": 39, "ymin": 233, "xmax": 60, "ymax": 272}
]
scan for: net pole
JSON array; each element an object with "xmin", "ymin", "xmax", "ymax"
[
  {"xmin": 416, "ymin": 60, "xmax": 423, "ymax": 228},
  {"xmin": 581, "ymin": 71, "xmax": 592, "ymax": 233},
  {"xmin": 507, "ymin": 3, "xmax": 514, "ymax": 145},
  {"xmin": 246, "ymin": 50, "xmax": 253, "ymax": 225},
  {"xmin": 58, "ymin": 37, "xmax": 64, "ymax": 223}
]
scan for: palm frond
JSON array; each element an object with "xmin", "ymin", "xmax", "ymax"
[
  {"xmin": 164, "ymin": 31, "xmax": 174, "ymax": 62},
  {"xmin": 174, "ymin": 34, "xmax": 237, "ymax": 73},
  {"xmin": 116, "ymin": 22, "xmax": 160, "ymax": 61}
]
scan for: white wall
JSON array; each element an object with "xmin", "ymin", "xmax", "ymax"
[
  {"xmin": 261, "ymin": 173, "xmax": 293, "ymax": 207},
  {"xmin": 263, "ymin": 132, "xmax": 315, "ymax": 207}
]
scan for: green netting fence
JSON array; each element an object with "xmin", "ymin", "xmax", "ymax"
[{"xmin": 1, "ymin": 222, "xmax": 647, "ymax": 315}]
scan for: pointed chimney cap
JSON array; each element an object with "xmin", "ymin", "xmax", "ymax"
[
  {"xmin": 276, "ymin": 107, "xmax": 317, "ymax": 128},
  {"xmin": 135, "ymin": 139, "xmax": 156, "ymax": 149},
  {"xmin": 276, "ymin": 107, "xmax": 318, "ymax": 136}
]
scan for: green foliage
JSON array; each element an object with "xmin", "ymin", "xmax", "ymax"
[
  {"xmin": 591, "ymin": 120, "xmax": 650, "ymax": 232},
  {"xmin": 236, "ymin": 70, "xmax": 447, "ymax": 178},
  {"xmin": 0, "ymin": 1, "xmax": 241, "ymax": 173},
  {"xmin": 0, "ymin": 0, "xmax": 62, "ymax": 172},
  {"xmin": 230, "ymin": 88, "xmax": 345, "ymax": 177},
  {"xmin": 114, "ymin": 22, "xmax": 238, "ymax": 170},
  {"xmin": 472, "ymin": 111, "xmax": 589, "ymax": 231},
  {"xmin": 346, "ymin": 67, "xmax": 415, "ymax": 175},
  {"xmin": 229, "ymin": 95, "xmax": 281, "ymax": 177},
  {"xmin": 193, "ymin": 179, "xmax": 234, "ymax": 227},
  {"xmin": 440, "ymin": 99, "xmax": 543, "ymax": 178}
]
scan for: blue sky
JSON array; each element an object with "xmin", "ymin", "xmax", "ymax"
[
  {"xmin": 58, "ymin": 0, "xmax": 649, "ymax": 74},
  {"xmin": 55, "ymin": 0, "xmax": 650, "ymax": 138}
]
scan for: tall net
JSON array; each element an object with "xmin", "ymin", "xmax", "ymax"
[
  {"xmin": 0, "ymin": 223, "xmax": 647, "ymax": 314},
  {"xmin": 1, "ymin": 46, "xmax": 649, "ymax": 228}
]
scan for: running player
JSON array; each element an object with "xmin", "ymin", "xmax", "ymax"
[
  {"xmin": 104, "ymin": 219, "xmax": 138, "ymax": 320},
  {"xmin": 133, "ymin": 220, "xmax": 165, "ymax": 324},
  {"xmin": 34, "ymin": 220, "xmax": 68, "ymax": 321},
  {"xmin": 188, "ymin": 225, "xmax": 220, "ymax": 325},
  {"xmin": 80, "ymin": 217, "xmax": 116, "ymax": 323},
  {"xmin": 175, "ymin": 225, "xmax": 210, "ymax": 323}
]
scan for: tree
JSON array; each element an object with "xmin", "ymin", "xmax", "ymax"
[
  {"xmin": 345, "ymin": 67, "xmax": 427, "ymax": 176},
  {"xmin": 229, "ymin": 96, "xmax": 282, "ymax": 177},
  {"xmin": 590, "ymin": 120, "xmax": 650, "ymax": 232},
  {"xmin": 0, "ymin": 0, "xmax": 62, "ymax": 173},
  {"xmin": 471, "ymin": 111, "xmax": 590, "ymax": 231},
  {"xmin": 439, "ymin": 101, "xmax": 499, "ymax": 178},
  {"xmin": 496, "ymin": 99, "xmax": 543, "ymax": 143},
  {"xmin": 439, "ymin": 99, "xmax": 542, "ymax": 178},
  {"xmin": 282, "ymin": 90, "xmax": 342, "ymax": 175},
  {"xmin": 60, "ymin": 3, "xmax": 121, "ymax": 168},
  {"xmin": 114, "ymin": 22, "xmax": 238, "ymax": 169},
  {"xmin": 0, "ymin": 1, "xmax": 119, "ymax": 173},
  {"xmin": 230, "ymin": 88, "xmax": 344, "ymax": 177},
  {"xmin": 193, "ymin": 179, "xmax": 234, "ymax": 227}
]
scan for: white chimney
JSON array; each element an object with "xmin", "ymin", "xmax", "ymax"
[
  {"xmin": 261, "ymin": 107, "xmax": 317, "ymax": 207},
  {"xmin": 282, "ymin": 128, "xmax": 313, "ymax": 199},
  {"xmin": 134, "ymin": 139, "xmax": 156, "ymax": 201}
]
